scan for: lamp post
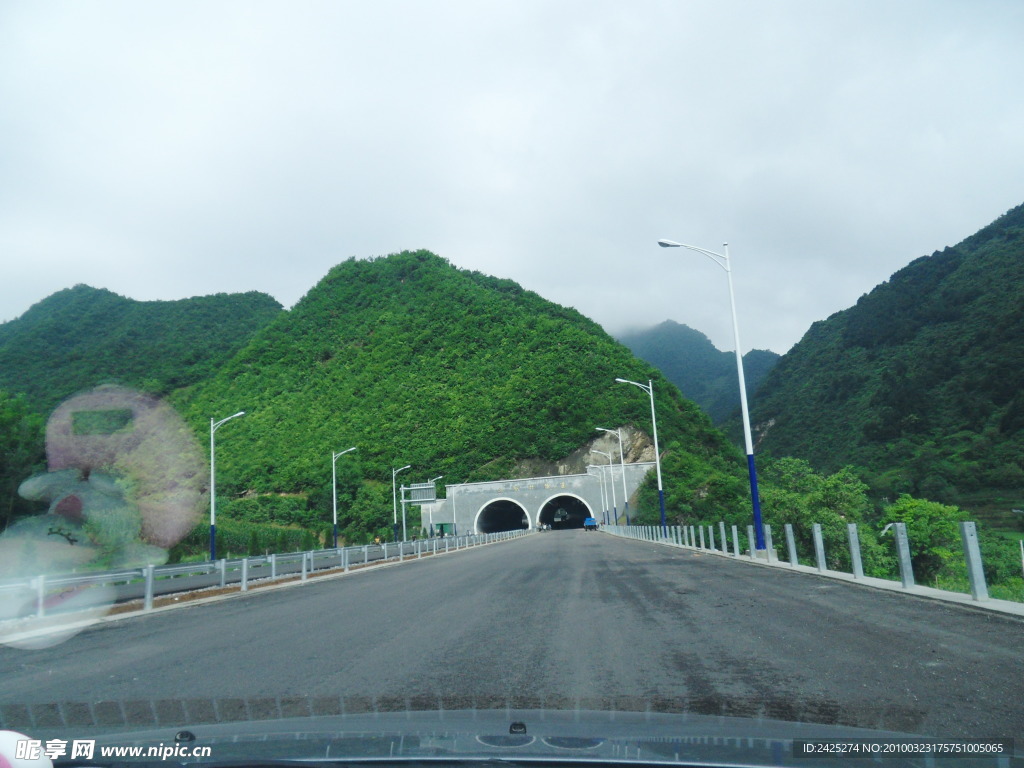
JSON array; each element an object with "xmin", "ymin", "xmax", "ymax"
[
  {"xmin": 392, "ymin": 464, "xmax": 411, "ymax": 542},
  {"xmin": 331, "ymin": 447, "xmax": 357, "ymax": 548},
  {"xmin": 587, "ymin": 466, "xmax": 608, "ymax": 525},
  {"xmin": 596, "ymin": 427, "xmax": 628, "ymax": 525},
  {"xmin": 209, "ymin": 411, "xmax": 245, "ymax": 561},
  {"xmin": 615, "ymin": 378, "xmax": 664, "ymax": 533},
  {"xmin": 657, "ymin": 239, "xmax": 765, "ymax": 551},
  {"xmin": 427, "ymin": 475, "xmax": 443, "ymax": 536},
  {"xmin": 593, "ymin": 449, "xmax": 616, "ymax": 526}
]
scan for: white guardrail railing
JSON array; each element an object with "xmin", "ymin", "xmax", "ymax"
[
  {"xmin": 603, "ymin": 520, "xmax": 995, "ymax": 603},
  {"xmin": 0, "ymin": 529, "xmax": 531, "ymax": 621}
]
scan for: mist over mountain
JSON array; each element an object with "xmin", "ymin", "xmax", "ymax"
[
  {"xmin": 750, "ymin": 202, "xmax": 1024, "ymax": 513},
  {"xmin": 618, "ymin": 320, "xmax": 780, "ymax": 424}
]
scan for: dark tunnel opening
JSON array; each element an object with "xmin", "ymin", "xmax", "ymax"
[
  {"xmin": 477, "ymin": 500, "xmax": 530, "ymax": 534},
  {"xmin": 538, "ymin": 495, "xmax": 593, "ymax": 530}
]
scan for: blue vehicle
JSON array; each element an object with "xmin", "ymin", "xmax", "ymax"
[{"xmin": 583, "ymin": 517, "xmax": 599, "ymax": 531}]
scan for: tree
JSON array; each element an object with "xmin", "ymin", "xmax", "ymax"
[
  {"xmin": 0, "ymin": 391, "xmax": 46, "ymax": 530},
  {"xmin": 881, "ymin": 495, "xmax": 970, "ymax": 583}
]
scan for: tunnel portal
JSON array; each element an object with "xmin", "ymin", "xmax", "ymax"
[
  {"xmin": 476, "ymin": 499, "xmax": 530, "ymax": 534},
  {"xmin": 538, "ymin": 495, "xmax": 593, "ymax": 530}
]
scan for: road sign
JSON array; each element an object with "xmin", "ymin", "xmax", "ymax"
[{"xmin": 404, "ymin": 482, "xmax": 437, "ymax": 504}]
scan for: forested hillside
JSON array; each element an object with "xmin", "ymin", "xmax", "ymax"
[
  {"xmin": 619, "ymin": 320, "xmax": 779, "ymax": 423},
  {"xmin": 0, "ymin": 285, "xmax": 283, "ymax": 410},
  {"xmin": 171, "ymin": 250, "xmax": 746, "ymax": 544},
  {"xmin": 751, "ymin": 203, "xmax": 1024, "ymax": 515}
]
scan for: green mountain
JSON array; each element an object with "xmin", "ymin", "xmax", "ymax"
[
  {"xmin": 618, "ymin": 320, "xmax": 779, "ymax": 423},
  {"xmin": 751, "ymin": 202, "xmax": 1024, "ymax": 514},
  {"xmin": 172, "ymin": 251, "xmax": 745, "ymax": 542},
  {"xmin": 0, "ymin": 285, "xmax": 283, "ymax": 411}
]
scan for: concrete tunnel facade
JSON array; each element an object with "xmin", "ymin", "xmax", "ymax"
[{"xmin": 417, "ymin": 462, "xmax": 656, "ymax": 534}]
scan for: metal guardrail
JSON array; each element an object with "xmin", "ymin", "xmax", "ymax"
[
  {"xmin": 1, "ymin": 529, "xmax": 531, "ymax": 622},
  {"xmin": 602, "ymin": 520, "xmax": 995, "ymax": 603}
]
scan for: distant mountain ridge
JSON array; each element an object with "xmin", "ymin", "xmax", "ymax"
[
  {"xmin": 750, "ymin": 202, "xmax": 1024, "ymax": 511},
  {"xmin": 617, "ymin": 320, "xmax": 779, "ymax": 423},
  {"xmin": 0, "ymin": 285, "xmax": 283, "ymax": 410}
]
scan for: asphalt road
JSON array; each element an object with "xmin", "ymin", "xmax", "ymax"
[{"xmin": 2, "ymin": 531, "xmax": 1022, "ymax": 739}]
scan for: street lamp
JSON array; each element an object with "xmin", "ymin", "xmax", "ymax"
[
  {"xmin": 593, "ymin": 449, "xmax": 616, "ymax": 526},
  {"xmin": 587, "ymin": 465, "xmax": 608, "ymax": 525},
  {"xmin": 427, "ymin": 475, "xmax": 443, "ymax": 536},
  {"xmin": 209, "ymin": 411, "xmax": 245, "ymax": 561},
  {"xmin": 596, "ymin": 427, "xmax": 628, "ymax": 525},
  {"xmin": 615, "ymin": 378, "xmax": 665, "ymax": 533},
  {"xmin": 392, "ymin": 464, "xmax": 411, "ymax": 542},
  {"xmin": 331, "ymin": 447, "xmax": 357, "ymax": 548},
  {"xmin": 657, "ymin": 239, "xmax": 765, "ymax": 550}
]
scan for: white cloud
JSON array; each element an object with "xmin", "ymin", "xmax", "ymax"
[{"xmin": 2, "ymin": 0, "xmax": 1022, "ymax": 349}]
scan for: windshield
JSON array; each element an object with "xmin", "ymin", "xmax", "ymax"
[{"xmin": 1, "ymin": 2, "xmax": 1023, "ymax": 767}]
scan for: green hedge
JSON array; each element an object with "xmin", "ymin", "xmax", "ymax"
[
  {"xmin": 168, "ymin": 518, "xmax": 329, "ymax": 561},
  {"xmin": 220, "ymin": 494, "xmax": 324, "ymax": 528}
]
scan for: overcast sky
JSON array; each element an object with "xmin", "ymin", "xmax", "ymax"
[{"xmin": 1, "ymin": 1, "xmax": 1021, "ymax": 354}]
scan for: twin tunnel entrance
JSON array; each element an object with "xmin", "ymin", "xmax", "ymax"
[{"xmin": 475, "ymin": 495, "xmax": 593, "ymax": 533}]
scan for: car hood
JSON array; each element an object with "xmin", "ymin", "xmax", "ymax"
[{"xmin": 25, "ymin": 708, "xmax": 1019, "ymax": 767}]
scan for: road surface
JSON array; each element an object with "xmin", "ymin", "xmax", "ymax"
[{"xmin": 1, "ymin": 531, "xmax": 1022, "ymax": 738}]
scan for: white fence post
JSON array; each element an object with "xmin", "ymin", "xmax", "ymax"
[
  {"xmin": 960, "ymin": 522, "xmax": 989, "ymax": 601},
  {"xmin": 144, "ymin": 565, "xmax": 155, "ymax": 610},
  {"xmin": 894, "ymin": 522, "xmax": 915, "ymax": 588},
  {"xmin": 847, "ymin": 524, "xmax": 864, "ymax": 579},
  {"xmin": 785, "ymin": 524, "xmax": 798, "ymax": 567}
]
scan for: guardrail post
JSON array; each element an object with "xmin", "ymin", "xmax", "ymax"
[
  {"xmin": 719, "ymin": 522, "xmax": 727, "ymax": 553},
  {"xmin": 241, "ymin": 558, "xmax": 249, "ymax": 591},
  {"xmin": 270, "ymin": 553, "xmax": 277, "ymax": 580},
  {"xmin": 812, "ymin": 523, "xmax": 826, "ymax": 571},
  {"xmin": 784, "ymin": 524, "xmax": 798, "ymax": 567},
  {"xmin": 847, "ymin": 524, "xmax": 864, "ymax": 579},
  {"xmin": 417, "ymin": 540, "xmax": 422, "ymax": 559},
  {"xmin": 383, "ymin": 542, "xmax": 388, "ymax": 560},
  {"xmin": 343, "ymin": 547, "xmax": 350, "ymax": 573},
  {"xmin": 301, "ymin": 552, "xmax": 308, "ymax": 581},
  {"xmin": 708, "ymin": 525, "xmax": 715, "ymax": 550},
  {"xmin": 960, "ymin": 521, "xmax": 989, "ymax": 601},
  {"xmin": 698, "ymin": 526, "xmax": 706, "ymax": 549},
  {"xmin": 445, "ymin": 537, "xmax": 450, "ymax": 553},
  {"xmin": 144, "ymin": 565, "xmax": 155, "ymax": 610},
  {"xmin": 747, "ymin": 525, "xmax": 756, "ymax": 559},
  {"xmin": 363, "ymin": 544, "xmax": 368, "ymax": 564},
  {"xmin": 894, "ymin": 522, "xmax": 915, "ymax": 588},
  {"xmin": 218, "ymin": 559, "xmax": 227, "ymax": 588},
  {"xmin": 764, "ymin": 524, "xmax": 775, "ymax": 561}
]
